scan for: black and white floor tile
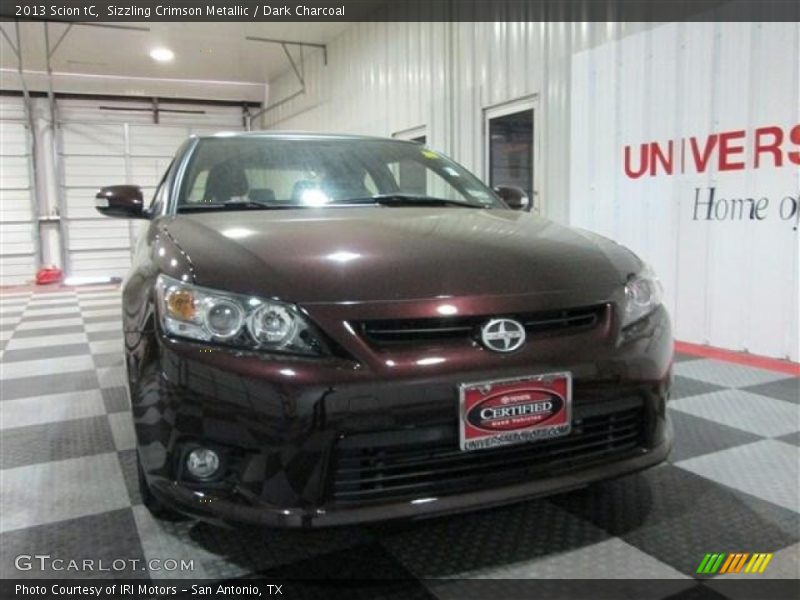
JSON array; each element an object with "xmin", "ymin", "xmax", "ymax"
[{"xmin": 0, "ymin": 286, "xmax": 798, "ymax": 597}]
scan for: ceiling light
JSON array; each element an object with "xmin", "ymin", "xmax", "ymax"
[{"xmin": 150, "ymin": 47, "xmax": 174, "ymax": 62}]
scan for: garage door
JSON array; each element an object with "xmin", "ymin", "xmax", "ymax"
[
  {"xmin": 0, "ymin": 97, "xmax": 37, "ymax": 286},
  {"xmin": 57, "ymin": 98, "xmax": 244, "ymax": 280}
]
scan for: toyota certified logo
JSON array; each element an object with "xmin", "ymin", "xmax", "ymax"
[{"xmin": 480, "ymin": 318, "xmax": 526, "ymax": 353}]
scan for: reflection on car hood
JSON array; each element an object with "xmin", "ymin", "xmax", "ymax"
[{"xmin": 161, "ymin": 207, "xmax": 641, "ymax": 304}]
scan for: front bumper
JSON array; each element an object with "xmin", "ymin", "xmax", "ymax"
[
  {"xmin": 152, "ymin": 423, "xmax": 672, "ymax": 527},
  {"xmin": 129, "ymin": 305, "xmax": 673, "ymax": 528}
]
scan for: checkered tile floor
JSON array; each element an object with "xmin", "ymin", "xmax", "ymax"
[{"xmin": 1, "ymin": 286, "xmax": 798, "ymax": 595}]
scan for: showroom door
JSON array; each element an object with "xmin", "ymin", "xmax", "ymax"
[
  {"xmin": 484, "ymin": 97, "xmax": 540, "ymax": 214},
  {"xmin": 56, "ymin": 98, "xmax": 244, "ymax": 281},
  {"xmin": 0, "ymin": 97, "xmax": 37, "ymax": 286}
]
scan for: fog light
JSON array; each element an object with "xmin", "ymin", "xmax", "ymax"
[{"xmin": 186, "ymin": 448, "xmax": 220, "ymax": 480}]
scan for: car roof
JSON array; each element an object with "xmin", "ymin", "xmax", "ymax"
[{"xmin": 192, "ymin": 131, "xmax": 420, "ymax": 143}]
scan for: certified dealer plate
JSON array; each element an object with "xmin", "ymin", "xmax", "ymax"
[{"xmin": 458, "ymin": 372, "xmax": 572, "ymax": 452}]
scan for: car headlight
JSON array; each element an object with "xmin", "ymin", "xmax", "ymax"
[
  {"xmin": 155, "ymin": 274, "xmax": 325, "ymax": 356},
  {"xmin": 622, "ymin": 265, "xmax": 663, "ymax": 328}
]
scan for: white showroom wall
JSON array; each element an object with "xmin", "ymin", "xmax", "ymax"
[
  {"xmin": 261, "ymin": 20, "xmax": 618, "ymax": 224},
  {"xmin": 262, "ymin": 20, "xmax": 799, "ymax": 361},
  {"xmin": 570, "ymin": 22, "xmax": 799, "ymax": 363}
]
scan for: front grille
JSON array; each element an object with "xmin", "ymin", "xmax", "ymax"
[
  {"xmin": 330, "ymin": 399, "xmax": 645, "ymax": 506},
  {"xmin": 358, "ymin": 305, "xmax": 605, "ymax": 345}
]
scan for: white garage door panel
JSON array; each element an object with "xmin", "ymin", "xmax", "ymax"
[
  {"xmin": 0, "ymin": 102, "xmax": 26, "ymax": 122},
  {"xmin": 62, "ymin": 156, "xmax": 126, "ymax": 189},
  {"xmin": 0, "ymin": 156, "xmax": 33, "ymax": 189},
  {"xmin": 63, "ymin": 188, "xmax": 103, "ymax": 219},
  {"xmin": 0, "ymin": 98, "xmax": 35, "ymax": 286},
  {"xmin": 0, "ymin": 122, "xmax": 29, "ymax": 156},
  {"xmin": 60, "ymin": 123, "xmax": 124, "ymax": 156},
  {"xmin": 0, "ymin": 188, "xmax": 33, "ymax": 223},
  {"xmin": 67, "ymin": 221, "xmax": 131, "ymax": 249},
  {"xmin": 0, "ymin": 222, "xmax": 36, "ymax": 253},
  {"xmin": 191, "ymin": 127, "xmax": 232, "ymax": 137},
  {"xmin": 0, "ymin": 255, "xmax": 35, "ymax": 286},
  {"xmin": 130, "ymin": 157, "xmax": 173, "ymax": 188},
  {"xmin": 128, "ymin": 125, "xmax": 186, "ymax": 157},
  {"xmin": 69, "ymin": 250, "xmax": 132, "ymax": 279},
  {"xmin": 57, "ymin": 99, "xmax": 244, "ymax": 279}
]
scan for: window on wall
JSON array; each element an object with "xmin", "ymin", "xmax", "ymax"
[{"xmin": 488, "ymin": 109, "xmax": 534, "ymax": 203}]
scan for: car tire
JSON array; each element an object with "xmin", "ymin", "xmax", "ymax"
[{"xmin": 137, "ymin": 454, "xmax": 189, "ymax": 521}]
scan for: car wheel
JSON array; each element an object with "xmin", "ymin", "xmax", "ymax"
[{"xmin": 137, "ymin": 454, "xmax": 189, "ymax": 521}]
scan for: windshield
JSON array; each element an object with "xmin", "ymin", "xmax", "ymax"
[{"xmin": 176, "ymin": 137, "xmax": 503, "ymax": 211}]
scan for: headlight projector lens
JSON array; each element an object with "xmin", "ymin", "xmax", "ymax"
[
  {"xmin": 248, "ymin": 304, "xmax": 298, "ymax": 345},
  {"xmin": 186, "ymin": 448, "xmax": 220, "ymax": 480},
  {"xmin": 622, "ymin": 265, "xmax": 663, "ymax": 327},
  {"xmin": 203, "ymin": 298, "xmax": 244, "ymax": 339}
]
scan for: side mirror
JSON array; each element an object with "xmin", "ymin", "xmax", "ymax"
[
  {"xmin": 95, "ymin": 185, "xmax": 148, "ymax": 219},
  {"xmin": 494, "ymin": 185, "xmax": 531, "ymax": 211}
]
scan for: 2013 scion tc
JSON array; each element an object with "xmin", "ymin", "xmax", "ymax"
[{"xmin": 96, "ymin": 132, "xmax": 673, "ymax": 527}]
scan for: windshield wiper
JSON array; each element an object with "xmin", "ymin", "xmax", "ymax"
[
  {"xmin": 335, "ymin": 194, "xmax": 483, "ymax": 208},
  {"xmin": 178, "ymin": 201, "xmax": 303, "ymax": 212},
  {"xmin": 178, "ymin": 195, "xmax": 486, "ymax": 212}
]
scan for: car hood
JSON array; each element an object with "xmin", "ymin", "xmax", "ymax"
[{"xmin": 161, "ymin": 208, "xmax": 641, "ymax": 304}]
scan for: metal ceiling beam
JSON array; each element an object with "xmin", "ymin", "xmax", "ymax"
[
  {"xmin": 0, "ymin": 25, "xmax": 19, "ymax": 59},
  {"xmin": 281, "ymin": 43, "xmax": 305, "ymax": 88},
  {"xmin": 245, "ymin": 36, "xmax": 326, "ymax": 129},
  {"xmin": 246, "ymin": 35, "xmax": 327, "ymax": 65},
  {"xmin": 46, "ymin": 23, "xmax": 73, "ymax": 58}
]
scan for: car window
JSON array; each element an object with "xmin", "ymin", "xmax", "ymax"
[
  {"xmin": 386, "ymin": 157, "xmax": 470, "ymax": 201},
  {"xmin": 186, "ymin": 170, "xmax": 208, "ymax": 203},
  {"xmin": 149, "ymin": 162, "xmax": 173, "ymax": 214},
  {"xmin": 363, "ymin": 171, "xmax": 379, "ymax": 195},
  {"xmin": 247, "ymin": 168, "xmax": 315, "ymax": 202},
  {"xmin": 177, "ymin": 138, "xmax": 501, "ymax": 209},
  {"xmin": 388, "ymin": 158, "xmax": 426, "ymax": 196}
]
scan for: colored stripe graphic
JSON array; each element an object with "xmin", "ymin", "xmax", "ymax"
[
  {"xmin": 696, "ymin": 554, "xmax": 714, "ymax": 574},
  {"xmin": 732, "ymin": 553, "xmax": 750, "ymax": 573},
  {"xmin": 744, "ymin": 553, "xmax": 774, "ymax": 573},
  {"xmin": 697, "ymin": 553, "xmax": 726, "ymax": 574},
  {"xmin": 719, "ymin": 553, "xmax": 737, "ymax": 573},
  {"xmin": 758, "ymin": 554, "xmax": 773, "ymax": 573},
  {"xmin": 699, "ymin": 552, "xmax": 773, "ymax": 575}
]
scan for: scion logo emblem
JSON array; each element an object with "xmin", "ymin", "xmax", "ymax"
[{"xmin": 480, "ymin": 318, "xmax": 526, "ymax": 353}]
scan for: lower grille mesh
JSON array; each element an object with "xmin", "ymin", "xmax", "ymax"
[{"xmin": 330, "ymin": 402, "xmax": 645, "ymax": 506}]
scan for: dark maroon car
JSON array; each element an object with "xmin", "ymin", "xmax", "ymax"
[{"xmin": 95, "ymin": 132, "xmax": 672, "ymax": 527}]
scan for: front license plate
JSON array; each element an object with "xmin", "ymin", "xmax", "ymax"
[{"xmin": 459, "ymin": 372, "xmax": 572, "ymax": 452}]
